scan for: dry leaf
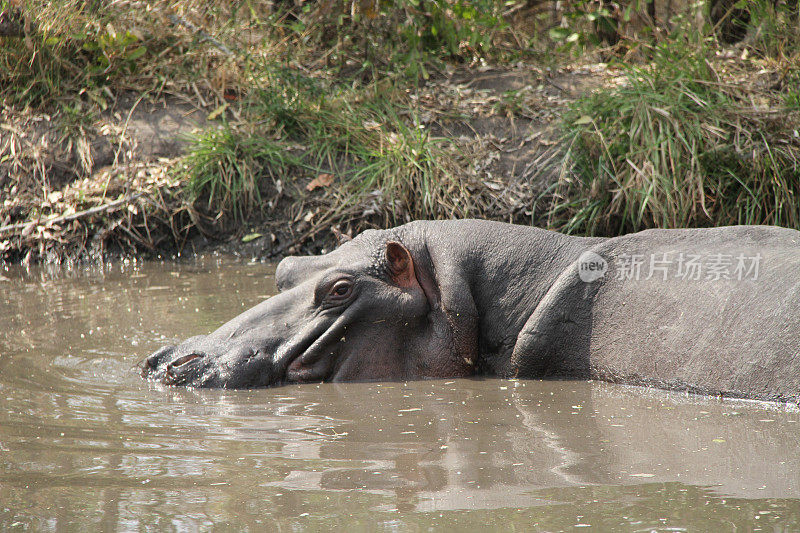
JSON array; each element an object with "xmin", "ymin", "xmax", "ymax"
[
  {"xmin": 306, "ymin": 173, "xmax": 334, "ymax": 192},
  {"xmin": 207, "ymin": 103, "xmax": 228, "ymax": 121}
]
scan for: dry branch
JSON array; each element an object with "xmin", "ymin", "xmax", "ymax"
[{"xmin": 0, "ymin": 192, "xmax": 144, "ymax": 237}]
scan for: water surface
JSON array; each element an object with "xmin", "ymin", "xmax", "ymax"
[{"xmin": 1, "ymin": 256, "xmax": 799, "ymax": 531}]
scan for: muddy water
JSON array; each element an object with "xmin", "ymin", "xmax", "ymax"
[{"xmin": 2, "ymin": 256, "xmax": 800, "ymax": 531}]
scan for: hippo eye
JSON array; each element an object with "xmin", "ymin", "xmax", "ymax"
[{"xmin": 329, "ymin": 279, "xmax": 353, "ymax": 299}]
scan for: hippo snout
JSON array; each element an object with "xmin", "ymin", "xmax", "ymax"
[{"xmin": 141, "ymin": 337, "xmax": 279, "ymax": 389}]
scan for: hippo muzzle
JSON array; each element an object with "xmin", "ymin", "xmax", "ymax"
[
  {"xmin": 141, "ymin": 276, "xmax": 351, "ymax": 388},
  {"xmin": 142, "ymin": 339, "xmax": 278, "ymax": 388}
]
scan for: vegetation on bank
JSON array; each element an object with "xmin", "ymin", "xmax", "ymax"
[
  {"xmin": 552, "ymin": 33, "xmax": 800, "ymax": 234},
  {"xmin": 180, "ymin": 66, "xmax": 470, "ymax": 227},
  {"xmin": 1, "ymin": 0, "xmax": 800, "ymax": 261}
]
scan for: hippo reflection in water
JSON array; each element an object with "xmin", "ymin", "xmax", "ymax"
[{"xmin": 141, "ymin": 220, "xmax": 800, "ymax": 403}]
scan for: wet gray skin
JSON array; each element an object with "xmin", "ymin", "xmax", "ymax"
[{"xmin": 141, "ymin": 219, "xmax": 800, "ymax": 402}]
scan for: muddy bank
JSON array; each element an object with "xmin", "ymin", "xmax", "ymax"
[
  {"xmin": 0, "ymin": 92, "xmax": 209, "ymax": 263},
  {"xmin": 0, "ymin": 63, "xmax": 612, "ymax": 264}
]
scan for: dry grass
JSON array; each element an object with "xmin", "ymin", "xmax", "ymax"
[{"xmin": 0, "ymin": 0, "xmax": 269, "ymax": 109}]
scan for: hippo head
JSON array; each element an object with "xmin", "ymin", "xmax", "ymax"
[{"xmin": 140, "ymin": 228, "xmax": 477, "ymax": 388}]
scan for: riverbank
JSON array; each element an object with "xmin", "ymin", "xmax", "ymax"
[
  {"xmin": 2, "ymin": 0, "xmax": 799, "ymax": 264},
  {"xmin": 0, "ymin": 57, "xmax": 612, "ymax": 263}
]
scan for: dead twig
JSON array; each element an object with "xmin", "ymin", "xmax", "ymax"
[{"xmin": 0, "ymin": 192, "xmax": 144, "ymax": 237}]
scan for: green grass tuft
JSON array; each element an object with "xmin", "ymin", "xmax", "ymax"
[
  {"xmin": 547, "ymin": 40, "xmax": 800, "ymax": 235},
  {"xmin": 181, "ymin": 62, "xmax": 472, "ymax": 226}
]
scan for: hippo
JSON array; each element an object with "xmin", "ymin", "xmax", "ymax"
[{"xmin": 141, "ymin": 219, "xmax": 800, "ymax": 403}]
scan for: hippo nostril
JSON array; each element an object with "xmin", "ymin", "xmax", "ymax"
[
  {"xmin": 161, "ymin": 353, "xmax": 202, "ymax": 385},
  {"xmin": 142, "ymin": 344, "xmax": 177, "ymax": 375},
  {"xmin": 170, "ymin": 353, "xmax": 201, "ymax": 368}
]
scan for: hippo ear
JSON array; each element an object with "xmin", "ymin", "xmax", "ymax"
[{"xmin": 385, "ymin": 241, "xmax": 417, "ymax": 288}]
